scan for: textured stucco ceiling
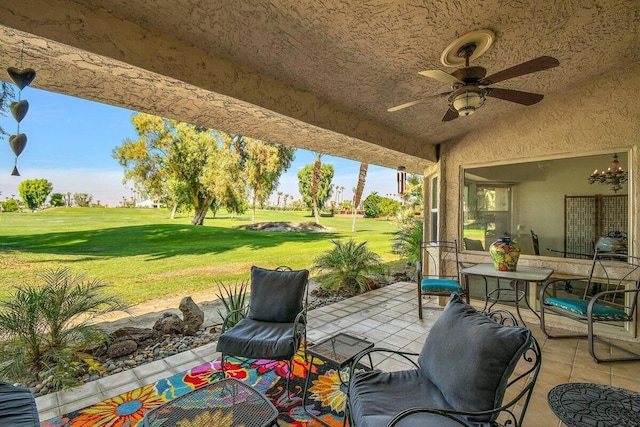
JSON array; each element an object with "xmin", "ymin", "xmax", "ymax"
[{"xmin": 1, "ymin": 0, "xmax": 639, "ymax": 173}]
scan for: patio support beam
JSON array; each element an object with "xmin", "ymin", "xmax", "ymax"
[{"xmin": 0, "ymin": 0, "xmax": 435, "ymax": 172}]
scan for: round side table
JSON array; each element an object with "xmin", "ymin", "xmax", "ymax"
[{"xmin": 548, "ymin": 382, "xmax": 640, "ymax": 427}]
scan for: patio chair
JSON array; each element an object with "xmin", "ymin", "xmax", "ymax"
[
  {"xmin": 346, "ymin": 294, "xmax": 541, "ymax": 427},
  {"xmin": 0, "ymin": 382, "xmax": 40, "ymax": 426},
  {"xmin": 216, "ymin": 265, "xmax": 309, "ymax": 393},
  {"xmin": 417, "ymin": 240, "xmax": 467, "ymax": 318},
  {"xmin": 539, "ymin": 251, "xmax": 640, "ymax": 362}
]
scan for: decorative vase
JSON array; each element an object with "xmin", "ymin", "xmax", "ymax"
[{"xmin": 489, "ymin": 237, "xmax": 521, "ymax": 271}]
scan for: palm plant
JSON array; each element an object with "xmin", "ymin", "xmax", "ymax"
[
  {"xmin": 215, "ymin": 279, "xmax": 249, "ymax": 329},
  {"xmin": 392, "ymin": 218, "xmax": 424, "ymax": 264},
  {"xmin": 313, "ymin": 239, "xmax": 384, "ymax": 294},
  {"xmin": 0, "ymin": 267, "xmax": 128, "ymax": 386}
]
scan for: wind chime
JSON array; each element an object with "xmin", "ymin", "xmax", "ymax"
[
  {"xmin": 397, "ymin": 166, "xmax": 406, "ymax": 195},
  {"xmin": 7, "ymin": 41, "xmax": 36, "ymax": 176}
]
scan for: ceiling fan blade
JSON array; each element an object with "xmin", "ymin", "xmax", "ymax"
[
  {"xmin": 479, "ymin": 56, "xmax": 560, "ymax": 85},
  {"xmin": 418, "ymin": 70, "xmax": 463, "ymax": 85},
  {"xmin": 442, "ymin": 108, "xmax": 458, "ymax": 122},
  {"xmin": 387, "ymin": 91, "xmax": 451, "ymax": 112},
  {"xmin": 486, "ymin": 88, "xmax": 544, "ymax": 105}
]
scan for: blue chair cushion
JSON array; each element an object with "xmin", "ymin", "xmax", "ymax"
[
  {"xmin": 248, "ymin": 266, "xmax": 309, "ymax": 322},
  {"xmin": 421, "ymin": 278, "xmax": 463, "ymax": 294},
  {"xmin": 349, "ymin": 369, "xmax": 464, "ymax": 427},
  {"xmin": 216, "ymin": 318, "xmax": 299, "ymax": 360},
  {"xmin": 418, "ymin": 295, "xmax": 531, "ymax": 424},
  {"xmin": 545, "ymin": 297, "xmax": 628, "ymax": 320},
  {"xmin": 0, "ymin": 382, "xmax": 40, "ymax": 426}
]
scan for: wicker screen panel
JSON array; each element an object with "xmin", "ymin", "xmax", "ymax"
[{"xmin": 565, "ymin": 196, "xmax": 596, "ymax": 259}]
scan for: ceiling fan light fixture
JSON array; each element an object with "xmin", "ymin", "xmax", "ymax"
[{"xmin": 452, "ymin": 89, "xmax": 485, "ymax": 116}]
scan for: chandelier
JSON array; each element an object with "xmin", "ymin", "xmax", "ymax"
[{"xmin": 588, "ymin": 153, "xmax": 628, "ymax": 193}]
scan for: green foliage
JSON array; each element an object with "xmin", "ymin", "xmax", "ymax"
[
  {"xmin": 362, "ymin": 193, "xmax": 401, "ymax": 219},
  {"xmin": 50, "ymin": 193, "xmax": 66, "ymax": 207},
  {"xmin": 0, "ymin": 267, "xmax": 128, "ymax": 387},
  {"xmin": 215, "ymin": 279, "xmax": 249, "ymax": 329},
  {"xmin": 113, "ymin": 113, "xmax": 246, "ymax": 225},
  {"xmin": 313, "ymin": 239, "xmax": 384, "ymax": 294},
  {"xmin": 363, "ymin": 192, "xmax": 382, "ymax": 218},
  {"xmin": 18, "ymin": 178, "xmax": 53, "ymax": 210},
  {"xmin": 73, "ymin": 193, "xmax": 93, "ymax": 207},
  {"xmin": 392, "ymin": 218, "xmax": 424, "ymax": 263},
  {"xmin": 1, "ymin": 198, "xmax": 20, "ymax": 212},
  {"xmin": 298, "ymin": 163, "xmax": 334, "ymax": 213},
  {"xmin": 233, "ymin": 135, "xmax": 295, "ymax": 223},
  {"xmin": 0, "ymin": 81, "xmax": 15, "ymax": 139}
]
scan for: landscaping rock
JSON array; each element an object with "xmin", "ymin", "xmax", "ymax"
[
  {"xmin": 153, "ymin": 313, "xmax": 185, "ymax": 334},
  {"xmin": 179, "ymin": 296, "xmax": 204, "ymax": 336},
  {"xmin": 107, "ymin": 339, "xmax": 138, "ymax": 358}
]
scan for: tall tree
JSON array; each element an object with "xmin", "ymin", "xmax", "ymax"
[
  {"xmin": 352, "ymin": 162, "xmax": 369, "ymax": 231},
  {"xmin": 73, "ymin": 193, "xmax": 93, "ymax": 207},
  {"xmin": 18, "ymin": 178, "xmax": 53, "ymax": 210},
  {"xmin": 298, "ymin": 161, "xmax": 334, "ymax": 222},
  {"xmin": 311, "ymin": 154, "xmax": 322, "ymax": 224},
  {"xmin": 113, "ymin": 113, "xmax": 244, "ymax": 225},
  {"xmin": 233, "ymin": 136, "xmax": 295, "ymax": 223},
  {"xmin": 0, "ymin": 82, "xmax": 15, "ymax": 140}
]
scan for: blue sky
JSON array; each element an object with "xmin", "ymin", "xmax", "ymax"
[{"xmin": 1, "ymin": 87, "xmax": 402, "ymax": 207}]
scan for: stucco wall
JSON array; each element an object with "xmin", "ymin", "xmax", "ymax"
[
  {"xmin": 436, "ymin": 64, "xmax": 640, "ymax": 338},
  {"xmin": 441, "ymin": 64, "xmax": 639, "ymax": 276}
]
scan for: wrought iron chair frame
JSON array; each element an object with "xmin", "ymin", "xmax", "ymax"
[
  {"xmin": 218, "ymin": 266, "xmax": 308, "ymax": 393},
  {"xmin": 345, "ymin": 309, "xmax": 541, "ymax": 427},
  {"xmin": 417, "ymin": 240, "xmax": 467, "ymax": 319},
  {"xmin": 539, "ymin": 251, "xmax": 640, "ymax": 363}
]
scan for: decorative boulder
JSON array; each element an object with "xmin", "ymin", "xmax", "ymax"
[
  {"xmin": 179, "ymin": 296, "xmax": 204, "ymax": 336},
  {"xmin": 153, "ymin": 313, "xmax": 185, "ymax": 335},
  {"xmin": 107, "ymin": 339, "xmax": 138, "ymax": 358}
]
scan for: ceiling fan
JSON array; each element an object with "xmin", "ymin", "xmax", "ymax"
[{"xmin": 388, "ymin": 40, "xmax": 560, "ymax": 121}]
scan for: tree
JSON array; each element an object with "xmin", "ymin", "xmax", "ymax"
[
  {"xmin": 276, "ymin": 191, "xmax": 283, "ymax": 209},
  {"xmin": 0, "ymin": 82, "xmax": 15, "ymax": 141},
  {"xmin": 310, "ymin": 154, "xmax": 322, "ymax": 224},
  {"xmin": 18, "ymin": 178, "xmax": 53, "ymax": 210},
  {"xmin": 363, "ymin": 192, "xmax": 383, "ymax": 218},
  {"xmin": 297, "ymin": 162, "xmax": 334, "ymax": 220},
  {"xmin": 233, "ymin": 136, "xmax": 295, "ymax": 223},
  {"xmin": 113, "ymin": 113, "xmax": 244, "ymax": 225},
  {"xmin": 50, "ymin": 193, "xmax": 65, "ymax": 207},
  {"xmin": 352, "ymin": 163, "xmax": 368, "ymax": 231},
  {"xmin": 74, "ymin": 193, "xmax": 93, "ymax": 207}
]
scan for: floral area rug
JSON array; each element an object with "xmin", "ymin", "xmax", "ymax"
[{"xmin": 41, "ymin": 349, "xmax": 348, "ymax": 426}]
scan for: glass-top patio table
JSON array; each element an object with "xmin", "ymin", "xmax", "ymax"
[{"xmin": 461, "ymin": 263, "xmax": 553, "ymax": 326}]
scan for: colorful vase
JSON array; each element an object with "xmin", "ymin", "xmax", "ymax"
[{"xmin": 489, "ymin": 237, "xmax": 521, "ymax": 271}]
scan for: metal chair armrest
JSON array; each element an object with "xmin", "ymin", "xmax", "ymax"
[
  {"xmin": 387, "ymin": 407, "xmax": 474, "ymax": 426},
  {"xmin": 221, "ymin": 307, "xmax": 248, "ymax": 332},
  {"xmin": 349, "ymin": 347, "xmax": 419, "ymax": 373},
  {"xmin": 587, "ymin": 287, "xmax": 639, "ymax": 318},
  {"xmin": 539, "ymin": 277, "xmax": 588, "ymax": 301}
]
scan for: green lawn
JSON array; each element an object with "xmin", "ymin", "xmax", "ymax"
[{"xmin": 0, "ymin": 208, "xmax": 402, "ymax": 304}]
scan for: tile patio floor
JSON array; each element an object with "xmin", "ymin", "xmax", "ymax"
[{"xmin": 36, "ymin": 281, "xmax": 640, "ymax": 426}]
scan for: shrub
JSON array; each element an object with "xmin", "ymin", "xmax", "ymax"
[
  {"xmin": 313, "ymin": 239, "xmax": 385, "ymax": 294},
  {"xmin": 392, "ymin": 218, "xmax": 424, "ymax": 264},
  {"xmin": 1, "ymin": 198, "xmax": 20, "ymax": 212},
  {"xmin": 215, "ymin": 279, "xmax": 249, "ymax": 329},
  {"xmin": 0, "ymin": 267, "xmax": 128, "ymax": 388}
]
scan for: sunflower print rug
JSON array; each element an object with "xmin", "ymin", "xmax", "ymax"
[{"xmin": 40, "ymin": 350, "xmax": 350, "ymax": 426}]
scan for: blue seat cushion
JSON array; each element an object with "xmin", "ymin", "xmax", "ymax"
[
  {"xmin": 349, "ymin": 369, "xmax": 465, "ymax": 427},
  {"xmin": 216, "ymin": 318, "xmax": 299, "ymax": 360},
  {"xmin": 545, "ymin": 297, "xmax": 628, "ymax": 320},
  {"xmin": 418, "ymin": 295, "xmax": 531, "ymax": 424},
  {"xmin": 0, "ymin": 382, "xmax": 40, "ymax": 426},
  {"xmin": 421, "ymin": 278, "xmax": 463, "ymax": 294}
]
